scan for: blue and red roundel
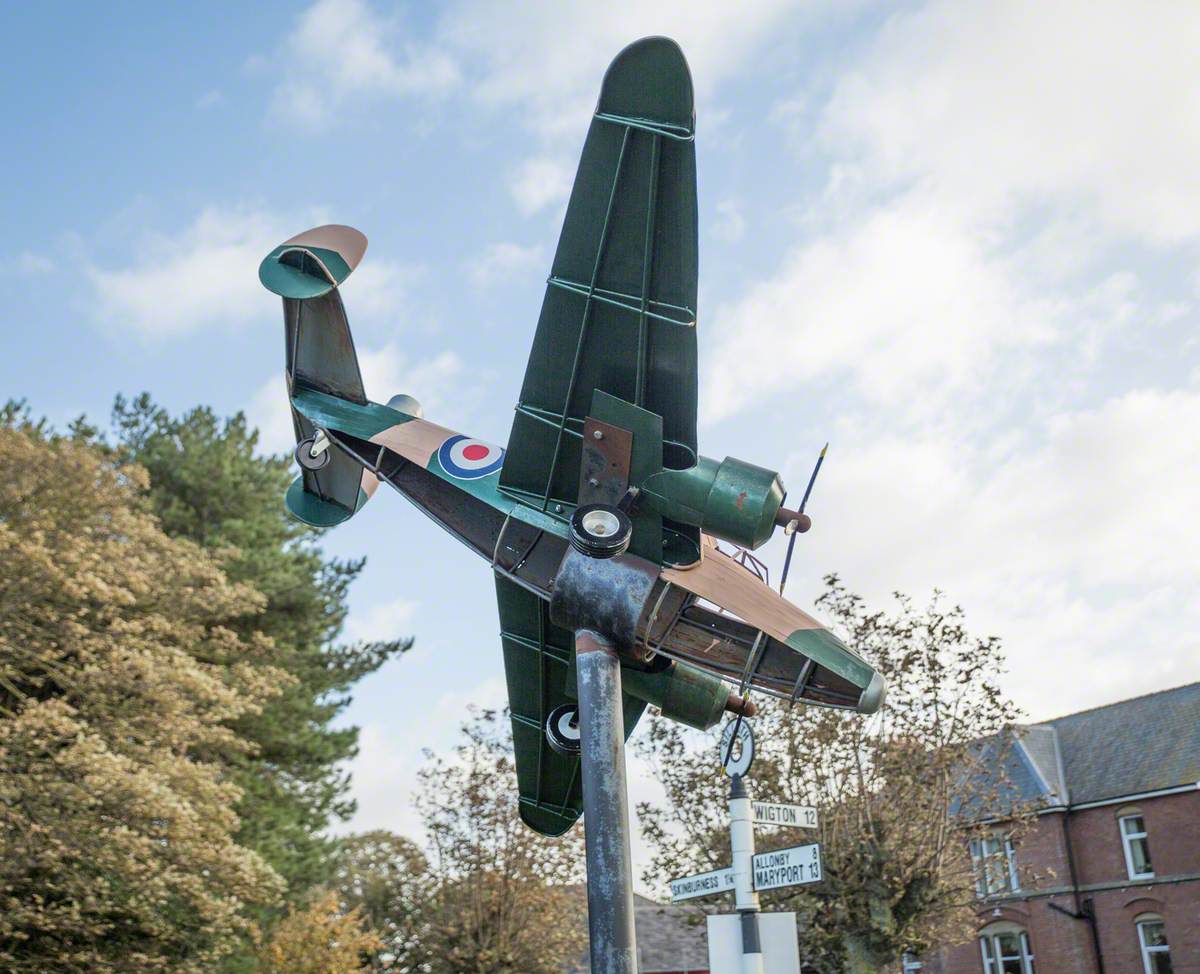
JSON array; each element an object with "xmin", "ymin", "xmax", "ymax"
[{"xmin": 438, "ymin": 435, "xmax": 505, "ymax": 480}]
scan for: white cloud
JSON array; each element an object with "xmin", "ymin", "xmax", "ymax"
[
  {"xmin": 17, "ymin": 252, "xmax": 55, "ymax": 275},
  {"xmin": 703, "ymin": 195, "xmax": 1059, "ymax": 423},
  {"xmin": 246, "ymin": 342, "xmax": 463, "ymax": 455},
  {"xmin": 466, "ymin": 241, "xmax": 545, "ymax": 288},
  {"xmin": 694, "ymin": 0, "xmax": 1200, "ymax": 725},
  {"xmin": 87, "ymin": 207, "xmax": 298, "ymax": 338},
  {"xmin": 345, "ymin": 597, "xmax": 418, "ymax": 643},
  {"xmin": 267, "ymin": 0, "xmax": 459, "ymax": 130},
  {"xmin": 86, "ymin": 206, "xmax": 413, "ymax": 339},
  {"xmin": 195, "ymin": 89, "xmax": 223, "ymax": 110},
  {"xmin": 820, "ymin": 0, "xmax": 1200, "ymax": 245},
  {"xmin": 508, "ymin": 155, "xmax": 574, "ymax": 216},
  {"xmin": 246, "ymin": 372, "xmax": 295, "ymax": 455},
  {"xmin": 786, "ymin": 381, "xmax": 1200, "ymax": 719},
  {"xmin": 711, "ymin": 199, "xmax": 745, "ymax": 243},
  {"xmin": 358, "ymin": 343, "xmax": 463, "ymax": 418},
  {"xmin": 439, "ymin": 0, "xmax": 830, "ymax": 138},
  {"xmin": 339, "ymin": 676, "xmax": 507, "ymax": 837}
]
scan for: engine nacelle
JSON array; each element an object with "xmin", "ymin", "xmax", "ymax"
[
  {"xmin": 639, "ymin": 455, "xmax": 785, "ymax": 550},
  {"xmin": 621, "ymin": 660, "xmax": 737, "ymax": 731}
]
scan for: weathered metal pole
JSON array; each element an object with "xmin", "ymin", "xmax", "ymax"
[
  {"xmin": 729, "ymin": 774, "xmax": 764, "ymax": 974},
  {"xmin": 575, "ymin": 628, "xmax": 638, "ymax": 974}
]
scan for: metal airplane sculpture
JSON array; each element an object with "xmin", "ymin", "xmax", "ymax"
[{"xmin": 258, "ymin": 38, "xmax": 883, "ymax": 844}]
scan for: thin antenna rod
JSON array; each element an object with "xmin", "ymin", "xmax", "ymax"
[{"xmin": 779, "ymin": 443, "xmax": 828, "ymax": 596}]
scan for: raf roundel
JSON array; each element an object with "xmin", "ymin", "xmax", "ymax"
[{"xmin": 438, "ymin": 434, "xmax": 505, "ymax": 480}]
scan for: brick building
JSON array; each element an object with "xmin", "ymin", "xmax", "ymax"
[
  {"xmin": 917, "ymin": 682, "xmax": 1200, "ymax": 974},
  {"xmin": 570, "ymin": 684, "xmax": 1198, "ymax": 974}
]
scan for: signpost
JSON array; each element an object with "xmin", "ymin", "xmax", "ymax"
[
  {"xmin": 751, "ymin": 802, "xmax": 817, "ymax": 829},
  {"xmin": 666, "ymin": 718, "xmax": 824, "ymax": 974},
  {"xmin": 752, "ymin": 843, "xmax": 822, "ymax": 891},
  {"xmin": 670, "ymin": 867, "xmax": 735, "ymax": 902}
]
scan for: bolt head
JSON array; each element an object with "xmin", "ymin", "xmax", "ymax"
[
  {"xmin": 588, "ymin": 477, "xmax": 599, "ymax": 487},
  {"xmin": 592, "ymin": 429, "xmax": 604, "ymax": 440}
]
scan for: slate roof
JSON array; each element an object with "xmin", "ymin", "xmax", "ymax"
[
  {"xmin": 633, "ymin": 896, "xmax": 711, "ymax": 973},
  {"xmin": 1009, "ymin": 682, "xmax": 1200, "ymax": 808},
  {"xmin": 569, "ymin": 893, "xmax": 711, "ymax": 974},
  {"xmin": 948, "ymin": 683, "xmax": 1199, "ymax": 820}
]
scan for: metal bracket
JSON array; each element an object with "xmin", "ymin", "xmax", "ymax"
[
  {"xmin": 578, "ymin": 417, "xmax": 633, "ymax": 507},
  {"xmin": 309, "ymin": 428, "xmax": 331, "ymax": 457}
]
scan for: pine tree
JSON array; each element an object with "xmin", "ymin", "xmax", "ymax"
[{"xmin": 109, "ymin": 394, "xmax": 411, "ymax": 897}]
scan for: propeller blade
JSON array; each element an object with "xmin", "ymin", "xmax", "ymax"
[{"xmin": 779, "ymin": 443, "xmax": 828, "ymax": 596}]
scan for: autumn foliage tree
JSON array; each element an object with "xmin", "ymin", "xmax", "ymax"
[
  {"xmin": 258, "ymin": 889, "xmax": 382, "ymax": 974},
  {"xmin": 416, "ymin": 709, "xmax": 587, "ymax": 974},
  {"xmin": 638, "ymin": 576, "xmax": 1032, "ymax": 974},
  {"xmin": 0, "ymin": 424, "xmax": 284, "ymax": 972}
]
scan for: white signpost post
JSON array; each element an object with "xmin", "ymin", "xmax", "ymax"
[{"xmin": 664, "ymin": 718, "xmax": 825, "ymax": 974}]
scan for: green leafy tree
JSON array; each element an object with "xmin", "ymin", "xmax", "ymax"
[
  {"xmin": 109, "ymin": 393, "xmax": 411, "ymax": 896},
  {"xmin": 0, "ymin": 424, "xmax": 284, "ymax": 973},
  {"xmin": 638, "ymin": 576, "xmax": 1032, "ymax": 974},
  {"xmin": 417, "ymin": 709, "xmax": 587, "ymax": 974}
]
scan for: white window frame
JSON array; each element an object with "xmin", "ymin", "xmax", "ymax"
[
  {"xmin": 970, "ymin": 834, "xmax": 1021, "ymax": 896},
  {"xmin": 978, "ymin": 928, "xmax": 1035, "ymax": 974},
  {"xmin": 1120, "ymin": 814, "xmax": 1155, "ymax": 879},
  {"xmin": 1137, "ymin": 918, "xmax": 1171, "ymax": 974}
]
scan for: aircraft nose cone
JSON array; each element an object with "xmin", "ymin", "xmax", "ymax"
[{"xmin": 858, "ymin": 670, "xmax": 886, "ymax": 714}]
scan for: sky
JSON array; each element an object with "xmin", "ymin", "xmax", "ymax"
[{"xmin": 5, "ymin": 0, "xmax": 1199, "ymax": 892}]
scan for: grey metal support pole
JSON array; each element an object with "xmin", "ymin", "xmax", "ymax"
[{"xmin": 575, "ymin": 628, "xmax": 638, "ymax": 974}]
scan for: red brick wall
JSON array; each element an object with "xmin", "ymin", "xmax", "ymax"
[{"xmin": 922, "ymin": 790, "xmax": 1199, "ymax": 974}]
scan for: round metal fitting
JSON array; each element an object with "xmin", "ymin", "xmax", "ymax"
[
  {"xmin": 719, "ymin": 717, "xmax": 755, "ymax": 777},
  {"xmin": 569, "ymin": 503, "xmax": 632, "ymax": 558},
  {"xmin": 545, "ymin": 703, "xmax": 581, "ymax": 756},
  {"xmin": 295, "ymin": 435, "xmax": 331, "ymax": 471}
]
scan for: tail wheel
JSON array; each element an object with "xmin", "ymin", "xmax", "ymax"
[
  {"xmin": 570, "ymin": 503, "xmax": 632, "ymax": 558},
  {"xmin": 295, "ymin": 434, "xmax": 331, "ymax": 471},
  {"xmin": 546, "ymin": 703, "xmax": 581, "ymax": 756}
]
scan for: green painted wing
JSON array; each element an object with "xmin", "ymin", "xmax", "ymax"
[
  {"xmin": 499, "ymin": 37, "xmax": 699, "ymax": 518},
  {"xmin": 496, "ymin": 576, "xmax": 646, "ymax": 836}
]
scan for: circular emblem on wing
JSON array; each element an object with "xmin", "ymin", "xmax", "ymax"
[{"xmin": 438, "ymin": 434, "xmax": 505, "ymax": 479}]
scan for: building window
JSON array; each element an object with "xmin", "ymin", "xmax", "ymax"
[
  {"xmin": 979, "ymin": 926, "xmax": 1035, "ymax": 974},
  {"xmin": 1137, "ymin": 918, "xmax": 1173, "ymax": 974},
  {"xmin": 970, "ymin": 834, "xmax": 1020, "ymax": 896},
  {"xmin": 902, "ymin": 952, "xmax": 923, "ymax": 973},
  {"xmin": 1120, "ymin": 814, "xmax": 1154, "ymax": 879}
]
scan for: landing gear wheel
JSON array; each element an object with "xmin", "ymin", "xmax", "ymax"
[
  {"xmin": 295, "ymin": 435, "xmax": 331, "ymax": 471},
  {"xmin": 570, "ymin": 503, "xmax": 632, "ymax": 559},
  {"xmin": 546, "ymin": 703, "xmax": 581, "ymax": 756}
]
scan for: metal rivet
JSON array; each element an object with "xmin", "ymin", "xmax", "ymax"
[
  {"xmin": 592, "ymin": 429, "xmax": 604, "ymax": 440},
  {"xmin": 555, "ymin": 503, "xmax": 564, "ymax": 513},
  {"xmin": 588, "ymin": 478, "xmax": 599, "ymax": 487}
]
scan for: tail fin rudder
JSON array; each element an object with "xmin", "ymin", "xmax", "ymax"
[{"xmin": 260, "ymin": 224, "xmax": 377, "ymax": 526}]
